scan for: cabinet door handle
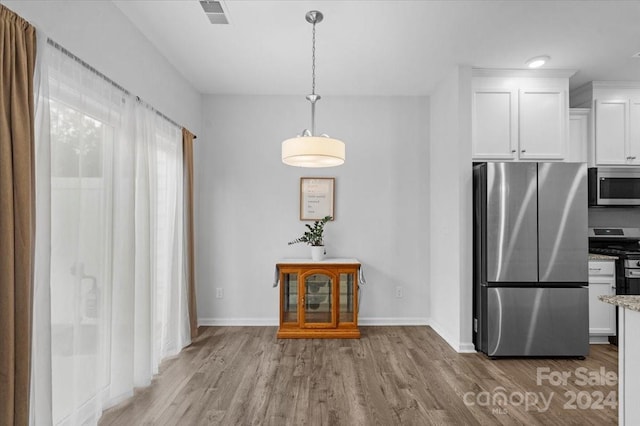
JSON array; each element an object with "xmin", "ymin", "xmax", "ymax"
[
  {"xmin": 632, "ymin": 156, "xmax": 637, "ymax": 160},
  {"xmin": 589, "ymin": 268, "xmax": 602, "ymax": 272},
  {"xmin": 521, "ymin": 149, "xmax": 526, "ymax": 153},
  {"xmin": 511, "ymin": 149, "xmax": 516, "ymax": 153}
]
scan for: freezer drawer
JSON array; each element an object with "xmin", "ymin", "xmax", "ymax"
[{"xmin": 487, "ymin": 286, "xmax": 589, "ymax": 357}]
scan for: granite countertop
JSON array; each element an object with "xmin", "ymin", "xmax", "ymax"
[
  {"xmin": 589, "ymin": 253, "xmax": 618, "ymax": 260},
  {"xmin": 599, "ymin": 295, "xmax": 640, "ymax": 312}
]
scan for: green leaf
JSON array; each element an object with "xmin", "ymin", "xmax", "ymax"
[{"xmin": 288, "ymin": 217, "xmax": 333, "ymax": 246}]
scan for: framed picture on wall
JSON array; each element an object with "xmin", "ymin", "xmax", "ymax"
[{"xmin": 300, "ymin": 177, "xmax": 335, "ymax": 221}]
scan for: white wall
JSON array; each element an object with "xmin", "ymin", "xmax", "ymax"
[
  {"xmin": 2, "ymin": 0, "xmax": 201, "ymax": 135},
  {"xmin": 1, "ymin": 0, "xmax": 484, "ymax": 351},
  {"xmin": 429, "ymin": 66, "xmax": 474, "ymax": 352},
  {"xmin": 196, "ymin": 95, "xmax": 430, "ymax": 325}
]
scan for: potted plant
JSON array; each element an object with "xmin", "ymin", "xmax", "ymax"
[{"xmin": 288, "ymin": 215, "xmax": 332, "ymax": 261}]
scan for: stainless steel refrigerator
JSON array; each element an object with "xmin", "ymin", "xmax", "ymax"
[{"xmin": 473, "ymin": 162, "xmax": 589, "ymax": 357}]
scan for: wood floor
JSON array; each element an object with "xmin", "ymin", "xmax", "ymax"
[{"xmin": 99, "ymin": 326, "xmax": 618, "ymax": 425}]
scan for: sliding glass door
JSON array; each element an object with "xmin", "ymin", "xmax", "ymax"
[{"xmin": 43, "ymin": 42, "xmax": 190, "ymax": 425}]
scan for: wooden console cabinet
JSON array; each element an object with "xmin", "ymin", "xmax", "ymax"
[{"xmin": 276, "ymin": 259, "xmax": 360, "ymax": 339}]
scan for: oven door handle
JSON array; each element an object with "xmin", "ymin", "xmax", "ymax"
[{"xmin": 625, "ymin": 269, "xmax": 640, "ymax": 278}]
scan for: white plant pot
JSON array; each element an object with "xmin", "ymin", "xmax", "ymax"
[{"xmin": 311, "ymin": 246, "xmax": 326, "ymax": 261}]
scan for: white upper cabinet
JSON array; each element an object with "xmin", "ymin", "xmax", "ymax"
[
  {"xmin": 629, "ymin": 98, "xmax": 640, "ymax": 162},
  {"xmin": 472, "ymin": 89, "xmax": 517, "ymax": 159},
  {"xmin": 472, "ymin": 70, "xmax": 573, "ymax": 162},
  {"xmin": 595, "ymin": 99, "xmax": 628, "ymax": 165},
  {"xmin": 570, "ymin": 82, "xmax": 640, "ymax": 166},
  {"xmin": 519, "ymin": 88, "xmax": 566, "ymax": 159}
]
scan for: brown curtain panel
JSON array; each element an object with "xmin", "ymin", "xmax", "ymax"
[
  {"xmin": 0, "ymin": 4, "xmax": 36, "ymax": 426},
  {"xmin": 182, "ymin": 128, "xmax": 198, "ymax": 339}
]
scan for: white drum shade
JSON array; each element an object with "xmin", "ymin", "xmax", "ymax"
[{"xmin": 282, "ymin": 136, "xmax": 345, "ymax": 167}]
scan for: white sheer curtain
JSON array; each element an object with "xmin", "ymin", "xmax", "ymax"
[
  {"xmin": 31, "ymin": 30, "xmax": 53, "ymax": 426},
  {"xmin": 32, "ymin": 39, "xmax": 191, "ymax": 426}
]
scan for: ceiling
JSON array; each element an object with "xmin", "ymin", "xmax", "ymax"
[{"xmin": 114, "ymin": 0, "xmax": 640, "ymax": 96}]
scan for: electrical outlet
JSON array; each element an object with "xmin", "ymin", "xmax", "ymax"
[
  {"xmin": 216, "ymin": 288, "xmax": 224, "ymax": 299},
  {"xmin": 395, "ymin": 286, "xmax": 403, "ymax": 298}
]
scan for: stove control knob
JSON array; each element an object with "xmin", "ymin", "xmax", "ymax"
[{"xmin": 637, "ymin": 261, "xmax": 640, "ymax": 267}]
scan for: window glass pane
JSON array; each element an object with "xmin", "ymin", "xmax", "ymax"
[
  {"xmin": 49, "ymin": 99, "xmax": 112, "ymax": 423},
  {"xmin": 44, "ymin": 42, "xmax": 187, "ymax": 425},
  {"xmin": 51, "ymin": 100, "xmax": 104, "ymax": 178}
]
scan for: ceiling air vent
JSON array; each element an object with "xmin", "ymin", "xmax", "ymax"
[{"xmin": 200, "ymin": 1, "xmax": 229, "ymax": 25}]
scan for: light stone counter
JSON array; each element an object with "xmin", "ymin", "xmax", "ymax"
[
  {"xmin": 589, "ymin": 253, "xmax": 618, "ymax": 261},
  {"xmin": 599, "ymin": 295, "xmax": 640, "ymax": 313}
]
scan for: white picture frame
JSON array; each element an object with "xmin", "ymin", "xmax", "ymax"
[{"xmin": 300, "ymin": 177, "xmax": 335, "ymax": 221}]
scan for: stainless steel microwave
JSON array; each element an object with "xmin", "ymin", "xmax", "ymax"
[{"xmin": 588, "ymin": 167, "xmax": 640, "ymax": 206}]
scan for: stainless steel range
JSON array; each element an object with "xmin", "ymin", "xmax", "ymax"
[{"xmin": 589, "ymin": 227, "xmax": 640, "ymax": 295}]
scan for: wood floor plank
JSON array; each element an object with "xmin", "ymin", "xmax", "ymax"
[{"xmin": 100, "ymin": 326, "xmax": 618, "ymax": 425}]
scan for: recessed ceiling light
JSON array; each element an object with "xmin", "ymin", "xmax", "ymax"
[{"xmin": 525, "ymin": 55, "xmax": 550, "ymax": 68}]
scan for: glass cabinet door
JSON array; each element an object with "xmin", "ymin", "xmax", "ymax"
[
  {"xmin": 339, "ymin": 273, "xmax": 356, "ymax": 323},
  {"xmin": 302, "ymin": 273, "xmax": 336, "ymax": 327},
  {"xmin": 282, "ymin": 273, "xmax": 298, "ymax": 323}
]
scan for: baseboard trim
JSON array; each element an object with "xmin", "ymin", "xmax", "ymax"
[
  {"xmin": 429, "ymin": 319, "xmax": 458, "ymax": 351},
  {"xmin": 198, "ymin": 318, "xmax": 279, "ymax": 326},
  {"xmin": 457, "ymin": 342, "xmax": 477, "ymax": 353},
  {"xmin": 429, "ymin": 318, "xmax": 477, "ymax": 353},
  {"xmin": 198, "ymin": 317, "xmax": 431, "ymax": 327},
  {"xmin": 589, "ymin": 335, "xmax": 613, "ymax": 344},
  {"xmin": 358, "ymin": 317, "xmax": 430, "ymax": 326}
]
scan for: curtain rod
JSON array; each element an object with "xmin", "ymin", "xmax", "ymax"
[{"xmin": 46, "ymin": 38, "xmax": 196, "ymax": 139}]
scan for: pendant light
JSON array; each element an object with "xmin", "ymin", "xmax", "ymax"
[{"xmin": 281, "ymin": 10, "xmax": 345, "ymax": 168}]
